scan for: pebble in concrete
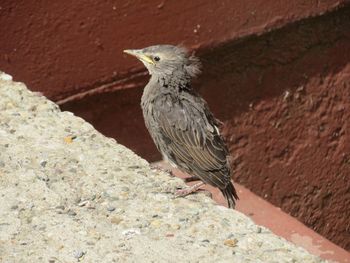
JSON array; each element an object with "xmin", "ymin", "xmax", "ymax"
[{"xmin": 0, "ymin": 72, "xmax": 326, "ymax": 262}]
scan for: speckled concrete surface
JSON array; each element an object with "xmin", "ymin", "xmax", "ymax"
[{"xmin": 0, "ymin": 72, "xmax": 326, "ymax": 262}]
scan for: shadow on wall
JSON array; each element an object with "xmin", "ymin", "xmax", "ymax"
[
  {"xmin": 197, "ymin": 7, "xmax": 350, "ymax": 251},
  {"xmin": 61, "ymin": 7, "xmax": 350, "ymax": 250},
  {"xmin": 198, "ymin": 8, "xmax": 349, "ymax": 120},
  {"xmin": 62, "ymin": 83, "xmax": 160, "ymax": 160}
]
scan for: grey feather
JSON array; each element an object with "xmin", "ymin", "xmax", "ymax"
[{"xmin": 125, "ymin": 44, "xmax": 238, "ymax": 208}]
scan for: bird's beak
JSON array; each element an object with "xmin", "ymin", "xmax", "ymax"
[{"xmin": 123, "ymin": 49, "xmax": 155, "ymax": 65}]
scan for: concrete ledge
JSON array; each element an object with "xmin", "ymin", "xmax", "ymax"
[{"xmin": 0, "ymin": 72, "xmax": 325, "ymax": 262}]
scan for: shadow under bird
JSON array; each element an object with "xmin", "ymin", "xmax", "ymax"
[{"xmin": 124, "ymin": 45, "xmax": 238, "ymax": 208}]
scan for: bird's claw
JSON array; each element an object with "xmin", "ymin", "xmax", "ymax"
[
  {"xmin": 150, "ymin": 164, "xmax": 174, "ymax": 177},
  {"xmin": 174, "ymin": 182, "xmax": 205, "ymax": 197}
]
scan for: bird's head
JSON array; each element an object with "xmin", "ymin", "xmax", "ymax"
[{"xmin": 124, "ymin": 45, "xmax": 201, "ymax": 78}]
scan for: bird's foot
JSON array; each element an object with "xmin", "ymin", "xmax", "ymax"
[
  {"xmin": 150, "ymin": 164, "xmax": 174, "ymax": 177},
  {"xmin": 175, "ymin": 182, "xmax": 205, "ymax": 197}
]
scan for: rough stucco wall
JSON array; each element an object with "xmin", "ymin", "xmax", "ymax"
[
  {"xmin": 0, "ymin": 0, "xmax": 345, "ymax": 100},
  {"xmin": 199, "ymin": 8, "xmax": 350, "ymax": 250}
]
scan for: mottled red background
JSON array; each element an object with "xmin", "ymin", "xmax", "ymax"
[{"xmin": 1, "ymin": 0, "xmax": 349, "ymax": 250}]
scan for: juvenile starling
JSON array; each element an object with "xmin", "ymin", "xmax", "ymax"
[{"xmin": 124, "ymin": 45, "xmax": 238, "ymax": 208}]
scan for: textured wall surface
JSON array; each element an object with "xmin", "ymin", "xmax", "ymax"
[
  {"xmin": 0, "ymin": 0, "xmax": 345, "ymax": 100},
  {"xmin": 0, "ymin": 0, "xmax": 349, "ymax": 250},
  {"xmin": 201, "ymin": 9, "xmax": 350, "ymax": 251}
]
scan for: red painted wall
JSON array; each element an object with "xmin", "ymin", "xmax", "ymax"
[
  {"xmin": 201, "ymin": 10, "xmax": 350, "ymax": 250},
  {"xmin": 1, "ymin": 0, "xmax": 349, "ymax": 250},
  {"xmin": 0, "ymin": 0, "xmax": 345, "ymax": 99}
]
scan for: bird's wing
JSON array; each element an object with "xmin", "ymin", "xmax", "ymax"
[{"xmin": 154, "ymin": 92, "xmax": 231, "ymax": 189}]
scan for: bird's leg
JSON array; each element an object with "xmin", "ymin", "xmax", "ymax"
[
  {"xmin": 184, "ymin": 176, "xmax": 201, "ymax": 183},
  {"xmin": 175, "ymin": 182, "xmax": 205, "ymax": 197}
]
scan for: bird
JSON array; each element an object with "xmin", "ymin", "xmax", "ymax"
[{"xmin": 124, "ymin": 45, "xmax": 238, "ymax": 208}]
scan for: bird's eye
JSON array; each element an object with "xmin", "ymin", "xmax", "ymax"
[{"xmin": 153, "ymin": 56, "xmax": 160, "ymax": 62}]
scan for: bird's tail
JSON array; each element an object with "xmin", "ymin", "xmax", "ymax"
[{"xmin": 220, "ymin": 181, "xmax": 239, "ymax": 209}]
